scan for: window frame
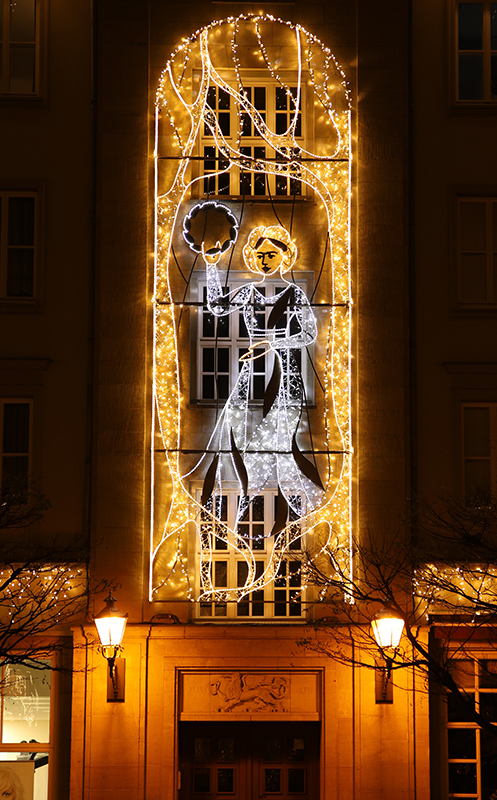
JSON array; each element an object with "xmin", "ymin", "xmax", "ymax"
[
  {"xmin": 0, "ymin": 190, "xmax": 38, "ymax": 303},
  {"xmin": 453, "ymin": 0, "xmax": 497, "ymax": 105},
  {"xmin": 0, "ymin": 656, "xmax": 55, "ymax": 800},
  {"xmin": 0, "ymin": 398, "xmax": 33, "ymax": 489},
  {"xmin": 461, "ymin": 402, "xmax": 497, "ymax": 502},
  {"xmin": 192, "ymin": 273, "xmax": 314, "ymax": 407},
  {"xmin": 456, "ymin": 196, "xmax": 497, "ymax": 308},
  {"xmin": 195, "ymin": 73, "xmax": 308, "ymax": 198},
  {"xmin": 193, "ymin": 488, "xmax": 307, "ymax": 621},
  {"xmin": 444, "ymin": 655, "xmax": 497, "ymax": 799},
  {"xmin": 0, "ymin": 0, "xmax": 43, "ymax": 99}
]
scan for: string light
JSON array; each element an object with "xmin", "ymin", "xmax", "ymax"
[{"xmin": 151, "ymin": 14, "xmax": 352, "ymax": 604}]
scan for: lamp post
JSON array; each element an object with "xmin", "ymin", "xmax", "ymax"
[
  {"xmin": 94, "ymin": 591, "xmax": 128, "ymax": 702},
  {"xmin": 371, "ymin": 607, "xmax": 405, "ymax": 704}
]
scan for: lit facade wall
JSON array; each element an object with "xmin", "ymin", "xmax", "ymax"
[{"xmin": 72, "ymin": 1, "xmax": 427, "ymax": 799}]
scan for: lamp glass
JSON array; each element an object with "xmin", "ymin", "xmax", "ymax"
[
  {"xmin": 95, "ymin": 615, "xmax": 127, "ymax": 649},
  {"xmin": 371, "ymin": 613, "xmax": 405, "ymax": 649}
]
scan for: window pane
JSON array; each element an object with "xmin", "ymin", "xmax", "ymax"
[
  {"xmin": 451, "ymin": 660, "xmax": 475, "ymax": 688},
  {"xmin": 218, "ymin": 89, "xmax": 230, "ymax": 110},
  {"xmin": 194, "ymin": 738, "xmax": 211, "ymax": 762},
  {"xmin": 265, "ymin": 768, "xmax": 281, "ymax": 792},
  {"xmin": 254, "ymin": 86, "xmax": 266, "ymax": 110},
  {"xmin": 214, "ymin": 561, "xmax": 227, "ymax": 588},
  {"xmin": 480, "ymin": 661, "xmax": 497, "ymax": 688},
  {"xmin": 7, "ymin": 250, "xmax": 34, "ymax": 298},
  {"xmin": 460, "ymin": 201, "xmax": 486, "ymax": 250},
  {"xmin": 459, "ymin": 53, "xmax": 484, "ymax": 99},
  {"xmin": 460, "ymin": 254, "xmax": 488, "ymax": 302},
  {"xmin": 3, "ymin": 662, "xmax": 51, "ymax": 744},
  {"xmin": 289, "ymin": 739, "xmax": 305, "ymax": 761},
  {"xmin": 202, "ymin": 375, "xmax": 214, "ymax": 399},
  {"xmin": 217, "ymin": 738, "xmax": 234, "ymax": 762},
  {"xmin": 264, "ymin": 738, "xmax": 283, "ymax": 761},
  {"xmin": 491, "ymin": 4, "xmax": 497, "ymax": 48},
  {"xmin": 448, "ymin": 728, "xmax": 476, "ymax": 759},
  {"xmin": 193, "ymin": 769, "xmax": 210, "ymax": 792},
  {"xmin": 447, "ymin": 692, "xmax": 476, "ymax": 722},
  {"xmin": 10, "ymin": 0, "xmax": 36, "ymax": 41},
  {"xmin": 2, "ymin": 455, "xmax": 29, "ymax": 486},
  {"xmin": 252, "ymin": 590, "xmax": 264, "ymax": 616},
  {"xmin": 465, "ymin": 459, "xmax": 491, "ymax": 500},
  {"xmin": 481, "ymin": 729, "xmax": 497, "ymax": 800},
  {"xmin": 459, "ymin": 3, "xmax": 483, "ymax": 49},
  {"xmin": 8, "ymin": 198, "xmax": 34, "ymax": 246},
  {"xmin": 218, "ymin": 173, "xmax": 230, "ymax": 194},
  {"xmin": 9, "ymin": 46, "xmax": 36, "ymax": 93},
  {"xmin": 464, "ymin": 407, "xmax": 490, "ymax": 456},
  {"xmin": 288, "ymin": 768, "xmax": 305, "ymax": 792},
  {"xmin": 202, "ymin": 348, "xmax": 214, "ymax": 374},
  {"xmin": 218, "ymin": 113, "xmax": 230, "ymax": 136},
  {"xmin": 480, "ymin": 693, "xmax": 497, "ymax": 722},
  {"xmin": 276, "ymin": 114, "xmax": 288, "ymax": 135},
  {"xmin": 3, "ymin": 403, "xmax": 30, "ymax": 453},
  {"xmin": 217, "ymin": 768, "xmax": 234, "ymax": 792},
  {"xmin": 275, "ymin": 87, "xmax": 287, "ymax": 110},
  {"xmin": 448, "ymin": 763, "xmax": 477, "ymax": 794},
  {"xmin": 492, "ymin": 54, "xmax": 497, "ymax": 99}
]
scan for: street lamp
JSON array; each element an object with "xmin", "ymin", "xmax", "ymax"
[
  {"xmin": 371, "ymin": 607, "xmax": 405, "ymax": 704},
  {"xmin": 95, "ymin": 591, "xmax": 128, "ymax": 702}
]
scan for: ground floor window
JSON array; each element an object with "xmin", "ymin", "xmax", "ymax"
[
  {"xmin": 0, "ymin": 660, "xmax": 52, "ymax": 800},
  {"xmin": 446, "ymin": 658, "xmax": 497, "ymax": 799}
]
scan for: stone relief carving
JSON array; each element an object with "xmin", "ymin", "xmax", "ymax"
[{"xmin": 209, "ymin": 673, "xmax": 288, "ymax": 713}]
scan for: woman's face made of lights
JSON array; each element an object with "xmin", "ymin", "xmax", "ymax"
[{"xmin": 252, "ymin": 239, "xmax": 285, "ymax": 276}]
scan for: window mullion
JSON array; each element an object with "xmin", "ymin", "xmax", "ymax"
[
  {"xmin": 0, "ymin": 195, "xmax": 7, "ymax": 296},
  {"xmin": 2, "ymin": 0, "xmax": 11, "ymax": 92},
  {"xmin": 486, "ymin": 198, "xmax": 493, "ymax": 301},
  {"xmin": 490, "ymin": 404, "xmax": 497, "ymax": 495}
]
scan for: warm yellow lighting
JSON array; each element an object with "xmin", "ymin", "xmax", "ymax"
[
  {"xmin": 151, "ymin": 13, "xmax": 353, "ymax": 603},
  {"xmin": 95, "ymin": 591, "xmax": 127, "ymax": 653},
  {"xmin": 371, "ymin": 608, "xmax": 405, "ymax": 650}
]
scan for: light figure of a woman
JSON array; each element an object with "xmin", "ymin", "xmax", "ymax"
[{"xmin": 184, "ymin": 210, "xmax": 324, "ymax": 557}]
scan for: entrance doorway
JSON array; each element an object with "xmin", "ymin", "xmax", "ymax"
[{"xmin": 178, "ymin": 722, "xmax": 320, "ymax": 800}]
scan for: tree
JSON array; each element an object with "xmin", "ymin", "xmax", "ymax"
[
  {"xmin": 0, "ymin": 482, "xmax": 93, "ymax": 673},
  {"xmin": 299, "ymin": 494, "xmax": 497, "ymax": 736}
]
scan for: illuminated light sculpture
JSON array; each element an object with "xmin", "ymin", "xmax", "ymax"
[{"xmin": 151, "ymin": 14, "xmax": 352, "ymax": 605}]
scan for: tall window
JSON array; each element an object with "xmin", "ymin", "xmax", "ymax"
[
  {"xmin": 0, "ymin": 0, "xmax": 38, "ymax": 95},
  {"xmin": 1, "ymin": 400, "xmax": 31, "ymax": 489},
  {"xmin": 0, "ymin": 192, "xmax": 36, "ymax": 299},
  {"xmin": 446, "ymin": 659, "xmax": 497, "ymax": 799},
  {"xmin": 457, "ymin": 197, "xmax": 497, "ymax": 307},
  {"xmin": 200, "ymin": 82, "xmax": 304, "ymax": 197},
  {"xmin": 462, "ymin": 403, "xmax": 497, "ymax": 503},
  {"xmin": 197, "ymin": 278, "xmax": 310, "ymax": 403},
  {"xmin": 456, "ymin": 1, "xmax": 497, "ymax": 101},
  {"xmin": 196, "ymin": 490, "xmax": 305, "ymax": 619}
]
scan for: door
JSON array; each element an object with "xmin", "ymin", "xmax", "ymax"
[{"xmin": 179, "ymin": 722, "xmax": 320, "ymax": 800}]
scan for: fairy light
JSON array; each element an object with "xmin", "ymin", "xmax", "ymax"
[{"xmin": 151, "ymin": 14, "xmax": 352, "ymax": 603}]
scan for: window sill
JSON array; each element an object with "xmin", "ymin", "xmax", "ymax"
[
  {"xmin": 197, "ymin": 195, "xmax": 315, "ymax": 203},
  {"xmin": 450, "ymin": 100, "xmax": 497, "ymax": 114},
  {"xmin": 0, "ymin": 299, "xmax": 43, "ymax": 314}
]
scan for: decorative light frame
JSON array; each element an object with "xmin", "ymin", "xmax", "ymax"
[{"xmin": 151, "ymin": 14, "xmax": 353, "ymax": 604}]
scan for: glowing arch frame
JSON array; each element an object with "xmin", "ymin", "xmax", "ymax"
[{"xmin": 150, "ymin": 13, "xmax": 353, "ymax": 604}]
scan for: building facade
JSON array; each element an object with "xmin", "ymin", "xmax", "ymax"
[{"xmin": 1, "ymin": 0, "xmax": 496, "ymax": 798}]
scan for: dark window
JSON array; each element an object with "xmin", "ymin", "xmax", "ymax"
[{"xmin": 0, "ymin": 193, "xmax": 36, "ymax": 299}]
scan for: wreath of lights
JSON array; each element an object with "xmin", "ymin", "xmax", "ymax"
[
  {"xmin": 150, "ymin": 14, "xmax": 353, "ymax": 607},
  {"xmin": 183, "ymin": 200, "xmax": 239, "ymax": 255}
]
